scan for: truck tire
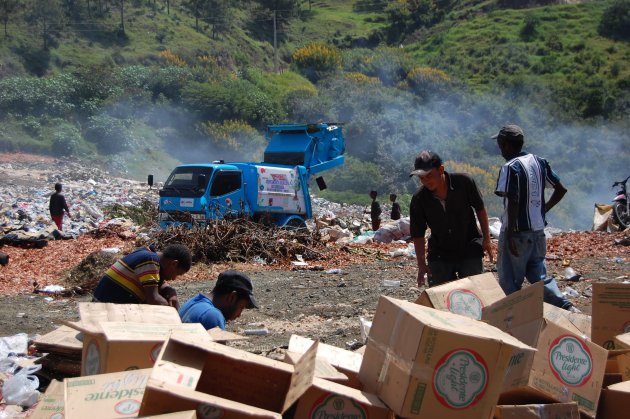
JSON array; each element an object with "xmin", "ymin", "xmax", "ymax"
[{"xmin": 283, "ymin": 218, "xmax": 307, "ymax": 230}]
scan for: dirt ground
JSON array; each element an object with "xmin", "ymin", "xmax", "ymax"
[
  {"xmin": 0, "ymin": 241, "xmax": 628, "ymax": 356},
  {"xmin": 0, "ymin": 152, "xmax": 628, "ymax": 356}
]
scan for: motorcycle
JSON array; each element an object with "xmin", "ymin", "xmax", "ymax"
[{"xmin": 612, "ymin": 175, "xmax": 630, "ymax": 229}]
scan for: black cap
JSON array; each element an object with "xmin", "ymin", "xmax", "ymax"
[
  {"xmin": 492, "ymin": 124, "xmax": 524, "ymax": 141},
  {"xmin": 409, "ymin": 150, "xmax": 443, "ymax": 177},
  {"xmin": 215, "ymin": 270, "xmax": 258, "ymax": 309}
]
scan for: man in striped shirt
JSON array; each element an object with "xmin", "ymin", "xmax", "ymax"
[
  {"xmin": 93, "ymin": 243, "xmax": 192, "ymax": 308},
  {"xmin": 494, "ymin": 124, "xmax": 578, "ymax": 312}
]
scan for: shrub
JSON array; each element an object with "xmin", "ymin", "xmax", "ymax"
[
  {"xmin": 50, "ymin": 124, "xmax": 82, "ymax": 157},
  {"xmin": 85, "ymin": 114, "xmax": 131, "ymax": 154},
  {"xmin": 599, "ymin": 0, "xmax": 630, "ymax": 40},
  {"xmin": 406, "ymin": 67, "xmax": 451, "ymax": 99},
  {"xmin": 292, "ymin": 43, "xmax": 342, "ymax": 82},
  {"xmin": 198, "ymin": 120, "xmax": 265, "ymax": 160}
]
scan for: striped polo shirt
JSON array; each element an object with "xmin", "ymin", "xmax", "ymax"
[
  {"xmin": 495, "ymin": 152, "xmax": 561, "ymax": 232},
  {"xmin": 102, "ymin": 247, "xmax": 161, "ymax": 301}
]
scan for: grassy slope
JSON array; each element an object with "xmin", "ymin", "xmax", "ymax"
[{"xmin": 407, "ymin": 1, "xmax": 630, "ymax": 91}]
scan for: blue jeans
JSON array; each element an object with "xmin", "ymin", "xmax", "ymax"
[{"xmin": 497, "ymin": 230, "xmax": 572, "ymax": 309}]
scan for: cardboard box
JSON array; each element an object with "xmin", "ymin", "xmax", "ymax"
[
  {"xmin": 64, "ymin": 368, "xmax": 151, "ymax": 419},
  {"xmin": 66, "ymin": 302, "xmax": 182, "ymax": 331},
  {"xmin": 139, "ymin": 330, "xmax": 314, "ymax": 417},
  {"xmin": 482, "ymin": 282, "xmax": 544, "ymax": 391},
  {"xmin": 71, "ymin": 321, "xmax": 207, "ymax": 375},
  {"xmin": 292, "ymin": 377, "xmax": 392, "ymax": 419},
  {"xmin": 415, "ymin": 272, "xmax": 505, "ymax": 320},
  {"xmin": 597, "ymin": 380, "xmax": 630, "ymax": 419},
  {"xmin": 543, "ymin": 303, "xmax": 591, "ymax": 338},
  {"xmin": 143, "ymin": 412, "xmax": 197, "ymax": 419},
  {"xmin": 359, "ymin": 296, "xmax": 535, "ymax": 419},
  {"xmin": 614, "ymin": 349, "xmax": 630, "ymax": 380},
  {"xmin": 592, "ymin": 283, "xmax": 630, "ymax": 349},
  {"xmin": 29, "ymin": 379, "xmax": 64, "ymax": 419},
  {"xmin": 287, "ymin": 334, "xmax": 363, "ymax": 389},
  {"xmin": 283, "ymin": 350, "xmax": 349, "ymax": 382},
  {"xmin": 494, "ymin": 402, "xmax": 579, "ymax": 418},
  {"xmin": 614, "ymin": 330, "xmax": 630, "ymax": 349},
  {"xmin": 483, "ymin": 281, "xmax": 608, "ymax": 417}
]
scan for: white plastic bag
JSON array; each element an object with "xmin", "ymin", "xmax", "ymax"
[{"xmin": 2, "ymin": 364, "xmax": 42, "ymax": 407}]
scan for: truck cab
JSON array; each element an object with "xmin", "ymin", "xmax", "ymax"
[{"xmin": 155, "ymin": 123, "xmax": 344, "ymax": 228}]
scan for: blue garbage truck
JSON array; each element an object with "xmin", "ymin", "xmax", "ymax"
[{"xmin": 151, "ymin": 123, "xmax": 345, "ymax": 229}]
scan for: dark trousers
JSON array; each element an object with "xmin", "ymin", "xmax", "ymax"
[{"xmin": 427, "ymin": 257, "xmax": 483, "ymax": 287}]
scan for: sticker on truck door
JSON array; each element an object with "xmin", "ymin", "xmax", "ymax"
[
  {"xmin": 257, "ymin": 167, "xmax": 306, "ymax": 214},
  {"xmin": 180, "ymin": 198, "xmax": 194, "ymax": 207}
]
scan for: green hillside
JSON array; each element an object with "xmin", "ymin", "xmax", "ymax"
[{"xmin": 0, "ymin": 0, "xmax": 628, "ymax": 229}]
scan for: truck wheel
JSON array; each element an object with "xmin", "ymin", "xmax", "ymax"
[{"xmin": 284, "ymin": 218, "xmax": 307, "ymax": 230}]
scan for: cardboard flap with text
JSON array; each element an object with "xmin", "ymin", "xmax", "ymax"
[
  {"xmin": 65, "ymin": 302, "xmax": 181, "ymax": 334},
  {"xmin": 145, "ymin": 329, "xmax": 317, "ymax": 415},
  {"xmin": 28, "ymin": 379, "xmax": 64, "ymax": 419},
  {"xmin": 482, "ymin": 281, "xmax": 544, "ymax": 346},
  {"xmin": 592, "ymin": 283, "xmax": 630, "ymax": 349},
  {"xmin": 415, "ymin": 272, "xmax": 506, "ymax": 320},
  {"xmin": 543, "ymin": 303, "xmax": 591, "ymax": 337}
]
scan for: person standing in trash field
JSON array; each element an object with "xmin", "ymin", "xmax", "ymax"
[
  {"xmin": 92, "ymin": 243, "xmax": 191, "ymax": 308},
  {"xmin": 493, "ymin": 124, "xmax": 579, "ymax": 312},
  {"xmin": 49, "ymin": 183, "xmax": 70, "ymax": 231},
  {"xmin": 390, "ymin": 193, "xmax": 401, "ymax": 220},
  {"xmin": 369, "ymin": 190, "xmax": 382, "ymax": 231},
  {"xmin": 179, "ymin": 270, "xmax": 258, "ymax": 330},
  {"xmin": 409, "ymin": 150, "xmax": 494, "ymax": 288}
]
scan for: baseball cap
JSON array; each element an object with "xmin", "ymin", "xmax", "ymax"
[
  {"xmin": 215, "ymin": 270, "xmax": 258, "ymax": 309},
  {"xmin": 492, "ymin": 124, "xmax": 524, "ymax": 141},
  {"xmin": 409, "ymin": 150, "xmax": 443, "ymax": 177}
]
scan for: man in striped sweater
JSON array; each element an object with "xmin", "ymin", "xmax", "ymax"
[{"xmin": 494, "ymin": 124, "xmax": 578, "ymax": 312}]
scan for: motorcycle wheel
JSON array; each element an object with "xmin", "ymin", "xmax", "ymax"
[{"xmin": 613, "ymin": 201, "xmax": 630, "ymax": 229}]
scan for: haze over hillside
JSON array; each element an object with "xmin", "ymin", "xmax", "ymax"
[{"xmin": 0, "ymin": 0, "xmax": 628, "ymax": 229}]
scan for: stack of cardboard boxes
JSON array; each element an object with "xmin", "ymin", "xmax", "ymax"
[{"xmin": 25, "ymin": 277, "xmax": 630, "ymax": 418}]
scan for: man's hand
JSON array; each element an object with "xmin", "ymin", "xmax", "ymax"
[
  {"xmin": 417, "ymin": 263, "xmax": 430, "ymax": 287},
  {"xmin": 482, "ymin": 237, "xmax": 494, "ymax": 263},
  {"xmin": 159, "ymin": 285, "xmax": 179, "ymax": 310},
  {"xmin": 144, "ymin": 285, "xmax": 169, "ymax": 306}
]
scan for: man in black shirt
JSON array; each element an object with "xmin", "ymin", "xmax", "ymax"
[
  {"xmin": 390, "ymin": 193, "xmax": 401, "ymax": 220},
  {"xmin": 409, "ymin": 151, "xmax": 494, "ymax": 287},
  {"xmin": 49, "ymin": 183, "xmax": 71, "ymax": 231}
]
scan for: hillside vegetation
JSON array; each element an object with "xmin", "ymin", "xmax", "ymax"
[{"xmin": 0, "ymin": 0, "xmax": 629, "ymax": 229}]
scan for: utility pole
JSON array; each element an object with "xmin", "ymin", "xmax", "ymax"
[{"xmin": 273, "ymin": 10, "xmax": 278, "ymax": 74}]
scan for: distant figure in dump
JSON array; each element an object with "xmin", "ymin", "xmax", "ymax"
[
  {"xmin": 49, "ymin": 183, "xmax": 70, "ymax": 231},
  {"xmin": 493, "ymin": 124, "xmax": 578, "ymax": 312},
  {"xmin": 409, "ymin": 150, "xmax": 494, "ymax": 288},
  {"xmin": 390, "ymin": 193, "xmax": 401, "ymax": 220},
  {"xmin": 179, "ymin": 270, "xmax": 258, "ymax": 330},
  {"xmin": 92, "ymin": 244, "xmax": 191, "ymax": 308},
  {"xmin": 369, "ymin": 190, "xmax": 382, "ymax": 231}
]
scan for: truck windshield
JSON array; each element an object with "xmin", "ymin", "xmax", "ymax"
[{"xmin": 161, "ymin": 167, "xmax": 213, "ymax": 197}]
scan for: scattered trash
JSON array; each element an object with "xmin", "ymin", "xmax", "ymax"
[
  {"xmin": 563, "ymin": 267, "xmax": 581, "ymax": 282},
  {"xmin": 383, "ymin": 279, "xmax": 401, "ymax": 287},
  {"xmin": 614, "ymin": 237, "xmax": 630, "ymax": 246},
  {"xmin": 36, "ymin": 285, "xmax": 66, "ymax": 294},
  {"xmin": 614, "ymin": 256, "xmax": 624, "ymax": 263},
  {"xmin": 0, "ymin": 333, "xmax": 29, "ymax": 358},
  {"xmin": 345, "ymin": 339, "xmax": 362, "ymax": 351},
  {"xmin": 563, "ymin": 286, "xmax": 580, "ymax": 298},
  {"xmin": 359, "ymin": 316, "xmax": 372, "ymax": 343},
  {"xmin": 101, "ymin": 247, "xmax": 121, "ymax": 253},
  {"xmin": 325, "ymin": 268, "xmax": 342, "ymax": 274},
  {"xmin": 252, "ymin": 255, "xmax": 266, "ymax": 265},
  {"xmin": 1, "ymin": 364, "xmax": 42, "ymax": 407},
  {"xmin": 243, "ymin": 328, "xmax": 269, "ymax": 336}
]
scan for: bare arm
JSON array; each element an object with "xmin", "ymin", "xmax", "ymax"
[
  {"xmin": 545, "ymin": 182, "xmax": 567, "ymax": 213},
  {"xmin": 413, "ymin": 237, "xmax": 430, "ymax": 287},
  {"xmin": 143, "ymin": 285, "xmax": 169, "ymax": 306},
  {"xmin": 476, "ymin": 207, "xmax": 494, "ymax": 263},
  {"xmin": 505, "ymin": 194, "xmax": 519, "ymax": 256}
]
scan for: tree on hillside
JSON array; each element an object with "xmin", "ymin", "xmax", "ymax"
[
  {"xmin": 184, "ymin": 0, "xmax": 205, "ymax": 30},
  {"xmin": 204, "ymin": 0, "xmax": 233, "ymax": 39},
  {"xmin": 27, "ymin": 0, "xmax": 64, "ymax": 49},
  {"xmin": 0, "ymin": 0, "xmax": 20, "ymax": 37}
]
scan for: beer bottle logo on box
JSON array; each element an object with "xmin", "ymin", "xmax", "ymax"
[
  {"xmin": 309, "ymin": 394, "xmax": 367, "ymax": 419},
  {"xmin": 433, "ymin": 349, "xmax": 488, "ymax": 409},
  {"xmin": 446, "ymin": 289, "xmax": 483, "ymax": 320},
  {"xmin": 549, "ymin": 335, "xmax": 593, "ymax": 386},
  {"xmin": 114, "ymin": 399, "xmax": 141, "ymax": 415}
]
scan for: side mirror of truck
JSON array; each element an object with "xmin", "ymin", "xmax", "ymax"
[
  {"xmin": 316, "ymin": 176, "xmax": 327, "ymax": 191},
  {"xmin": 148, "ymin": 174, "xmax": 154, "ymax": 188}
]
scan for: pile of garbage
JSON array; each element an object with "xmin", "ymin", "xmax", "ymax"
[{"xmin": 0, "ymin": 158, "xmax": 156, "ymax": 247}]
